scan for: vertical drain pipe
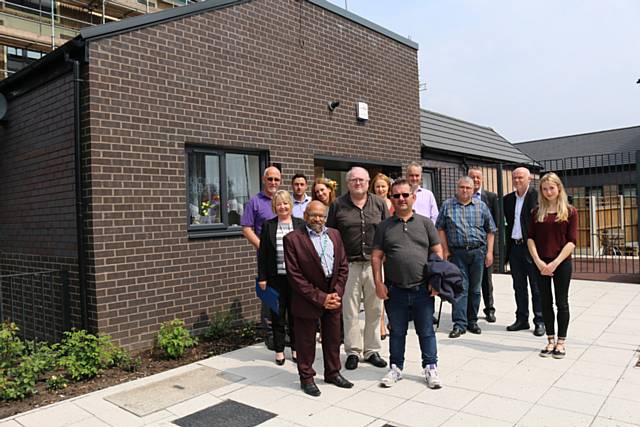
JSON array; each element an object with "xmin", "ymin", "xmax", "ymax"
[{"xmin": 70, "ymin": 57, "xmax": 88, "ymax": 330}]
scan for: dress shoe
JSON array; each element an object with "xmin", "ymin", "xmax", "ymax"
[
  {"xmin": 467, "ymin": 324, "xmax": 482, "ymax": 334},
  {"xmin": 301, "ymin": 381, "xmax": 321, "ymax": 397},
  {"xmin": 292, "ymin": 356, "xmax": 297, "ymax": 364},
  {"xmin": 365, "ymin": 352, "xmax": 387, "ymax": 368},
  {"xmin": 448, "ymin": 328, "xmax": 466, "ymax": 338},
  {"xmin": 275, "ymin": 357, "xmax": 285, "ymax": 366},
  {"xmin": 506, "ymin": 320, "xmax": 530, "ymax": 331},
  {"xmin": 533, "ymin": 323, "xmax": 546, "ymax": 337},
  {"xmin": 324, "ymin": 374, "xmax": 354, "ymax": 388},
  {"xmin": 345, "ymin": 354, "xmax": 359, "ymax": 370},
  {"xmin": 485, "ymin": 312, "xmax": 496, "ymax": 323}
]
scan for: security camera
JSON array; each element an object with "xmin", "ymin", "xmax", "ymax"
[{"xmin": 327, "ymin": 100, "xmax": 341, "ymax": 111}]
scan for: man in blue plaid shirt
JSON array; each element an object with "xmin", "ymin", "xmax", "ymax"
[{"xmin": 435, "ymin": 176, "xmax": 496, "ymax": 338}]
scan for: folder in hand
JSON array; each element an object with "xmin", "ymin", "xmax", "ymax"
[{"xmin": 255, "ymin": 278, "xmax": 280, "ymax": 313}]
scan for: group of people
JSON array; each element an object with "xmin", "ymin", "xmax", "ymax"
[{"xmin": 240, "ymin": 162, "xmax": 577, "ymax": 397}]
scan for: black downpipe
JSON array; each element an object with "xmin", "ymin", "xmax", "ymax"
[{"xmin": 70, "ymin": 58, "xmax": 88, "ymax": 330}]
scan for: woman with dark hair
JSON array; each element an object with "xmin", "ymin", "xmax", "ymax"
[
  {"xmin": 258, "ymin": 190, "xmax": 304, "ymax": 365},
  {"xmin": 527, "ymin": 172, "xmax": 578, "ymax": 359},
  {"xmin": 312, "ymin": 177, "xmax": 337, "ymax": 207}
]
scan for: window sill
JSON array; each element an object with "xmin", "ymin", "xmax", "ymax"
[{"xmin": 187, "ymin": 228, "xmax": 244, "ymax": 239}]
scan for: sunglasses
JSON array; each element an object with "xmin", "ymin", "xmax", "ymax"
[
  {"xmin": 266, "ymin": 177, "xmax": 281, "ymax": 182},
  {"xmin": 390, "ymin": 193, "xmax": 411, "ymax": 199}
]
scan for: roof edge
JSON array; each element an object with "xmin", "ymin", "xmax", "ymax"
[
  {"xmin": 421, "ymin": 108, "xmax": 496, "ymax": 133},
  {"xmin": 516, "ymin": 124, "xmax": 640, "ymax": 145},
  {"xmin": 307, "ymin": 0, "xmax": 418, "ymax": 49}
]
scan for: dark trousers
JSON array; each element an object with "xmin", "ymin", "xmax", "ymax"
[
  {"xmin": 536, "ymin": 258, "xmax": 572, "ymax": 338},
  {"xmin": 294, "ymin": 310, "xmax": 342, "ymax": 384},
  {"xmin": 269, "ymin": 275, "xmax": 295, "ymax": 353},
  {"xmin": 509, "ymin": 243, "xmax": 544, "ymax": 325},
  {"xmin": 481, "ymin": 263, "xmax": 495, "ymax": 315}
]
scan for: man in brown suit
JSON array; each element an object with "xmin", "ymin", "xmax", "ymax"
[{"xmin": 284, "ymin": 201, "xmax": 353, "ymax": 397}]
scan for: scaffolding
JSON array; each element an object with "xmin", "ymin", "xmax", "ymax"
[{"xmin": 0, "ymin": 0, "xmax": 191, "ymax": 78}]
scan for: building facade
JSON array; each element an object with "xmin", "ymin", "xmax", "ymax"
[{"xmin": 0, "ymin": 0, "xmax": 421, "ymax": 349}]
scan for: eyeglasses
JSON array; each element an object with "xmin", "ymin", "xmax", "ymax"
[
  {"xmin": 349, "ymin": 178, "xmax": 368, "ymax": 183},
  {"xmin": 306, "ymin": 213, "xmax": 326, "ymax": 219},
  {"xmin": 266, "ymin": 177, "xmax": 281, "ymax": 182},
  {"xmin": 390, "ymin": 193, "xmax": 411, "ymax": 199}
]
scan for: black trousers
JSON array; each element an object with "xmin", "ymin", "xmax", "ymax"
[
  {"xmin": 536, "ymin": 258, "xmax": 572, "ymax": 338},
  {"xmin": 481, "ymin": 263, "xmax": 495, "ymax": 315},
  {"xmin": 269, "ymin": 275, "xmax": 295, "ymax": 352}
]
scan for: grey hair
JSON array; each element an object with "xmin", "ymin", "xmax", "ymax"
[
  {"xmin": 457, "ymin": 176, "xmax": 474, "ymax": 186},
  {"xmin": 346, "ymin": 166, "xmax": 370, "ymax": 182},
  {"xmin": 407, "ymin": 161, "xmax": 422, "ymax": 172}
]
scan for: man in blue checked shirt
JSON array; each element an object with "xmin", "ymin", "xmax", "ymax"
[{"xmin": 435, "ymin": 176, "xmax": 496, "ymax": 339}]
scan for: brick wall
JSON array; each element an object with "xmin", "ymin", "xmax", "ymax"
[
  {"xmin": 0, "ymin": 72, "xmax": 83, "ymax": 335},
  {"xmin": 82, "ymin": 0, "xmax": 421, "ymax": 349}
]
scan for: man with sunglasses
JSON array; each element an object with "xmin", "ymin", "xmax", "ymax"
[
  {"xmin": 435, "ymin": 176, "xmax": 496, "ymax": 339},
  {"xmin": 327, "ymin": 166, "xmax": 389, "ymax": 371},
  {"xmin": 241, "ymin": 166, "xmax": 282, "ymax": 348},
  {"xmin": 372, "ymin": 178, "xmax": 444, "ymax": 389}
]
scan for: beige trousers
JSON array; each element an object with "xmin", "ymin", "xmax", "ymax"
[{"xmin": 342, "ymin": 261, "xmax": 382, "ymax": 359}]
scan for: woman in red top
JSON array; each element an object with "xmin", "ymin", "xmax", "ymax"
[{"xmin": 527, "ymin": 172, "xmax": 578, "ymax": 359}]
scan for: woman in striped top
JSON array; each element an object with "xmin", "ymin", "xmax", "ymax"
[{"xmin": 258, "ymin": 190, "xmax": 305, "ymax": 365}]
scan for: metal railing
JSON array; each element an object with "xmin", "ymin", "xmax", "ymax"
[{"xmin": 0, "ymin": 269, "xmax": 71, "ymax": 342}]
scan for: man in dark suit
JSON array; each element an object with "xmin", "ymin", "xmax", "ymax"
[
  {"xmin": 468, "ymin": 168, "xmax": 499, "ymax": 323},
  {"xmin": 284, "ymin": 201, "xmax": 353, "ymax": 397},
  {"xmin": 503, "ymin": 167, "xmax": 545, "ymax": 336}
]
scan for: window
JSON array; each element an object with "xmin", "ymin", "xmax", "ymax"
[
  {"xmin": 186, "ymin": 147, "xmax": 266, "ymax": 236},
  {"xmin": 6, "ymin": 46, "xmax": 45, "ymax": 76},
  {"xmin": 6, "ymin": 0, "xmax": 55, "ymax": 15}
]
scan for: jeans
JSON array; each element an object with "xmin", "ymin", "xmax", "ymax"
[
  {"xmin": 384, "ymin": 284, "xmax": 437, "ymax": 370},
  {"xmin": 450, "ymin": 247, "xmax": 485, "ymax": 331},
  {"xmin": 536, "ymin": 258, "xmax": 572, "ymax": 338},
  {"xmin": 509, "ymin": 243, "xmax": 544, "ymax": 325}
]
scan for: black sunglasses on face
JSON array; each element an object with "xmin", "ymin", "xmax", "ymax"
[{"xmin": 390, "ymin": 193, "xmax": 411, "ymax": 199}]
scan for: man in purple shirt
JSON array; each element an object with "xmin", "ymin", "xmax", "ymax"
[
  {"xmin": 241, "ymin": 166, "xmax": 281, "ymax": 249},
  {"xmin": 407, "ymin": 162, "xmax": 439, "ymax": 223}
]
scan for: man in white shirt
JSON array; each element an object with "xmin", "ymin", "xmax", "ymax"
[{"xmin": 503, "ymin": 167, "xmax": 544, "ymax": 336}]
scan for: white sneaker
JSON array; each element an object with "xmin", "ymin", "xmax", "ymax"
[
  {"xmin": 425, "ymin": 365, "xmax": 442, "ymax": 389},
  {"xmin": 380, "ymin": 364, "xmax": 402, "ymax": 387}
]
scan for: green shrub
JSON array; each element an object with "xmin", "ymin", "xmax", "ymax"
[
  {"xmin": 45, "ymin": 374, "xmax": 68, "ymax": 391},
  {"xmin": 204, "ymin": 312, "xmax": 233, "ymax": 340},
  {"xmin": 55, "ymin": 330, "xmax": 121, "ymax": 380},
  {"xmin": 0, "ymin": 323, "xmax": 56, "ymax": 400},
  {"xmin": 156, "ymin": 319, "xmax": 197, "ymax": 359}
]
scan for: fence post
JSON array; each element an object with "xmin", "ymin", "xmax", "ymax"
[
  {"xmin": 636, "ymin": 150, "xmax": 640, "ymax": 259},
  {"xmin": 61, "ymin": 270, "xmax": 71, "ymax": 332},
  {"xmin": 590, "ymin": 195, "xmax": 598, "ymax": 256},
  {"xmin": 496, "ymin": 163, "xmax": 505, "ymax": 273}
]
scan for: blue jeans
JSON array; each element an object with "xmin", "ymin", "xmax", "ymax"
[
  {"xmin": 384, "ymin": 284, "xmax": 437, "ymax": 370},
  {"xmin": 450, "ymin": 247, "xmax": 485, "ymax": 331},
  {"xmin": 509, "ymin": 243, "xmax": 543, "ymax": 325}
]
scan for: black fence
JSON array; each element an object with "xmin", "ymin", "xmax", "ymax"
[
  {"xmin": 0, "ymin": 269, "xmax": 71, "ymax": 342},
  {"xmin": 432, "ymin": 151, "xmax": 639, "ymax": 281}
]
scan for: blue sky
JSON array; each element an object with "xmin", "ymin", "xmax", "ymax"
[{"xmin": 326, "ymin": 0, "xmax": 640, "ymax": 142}]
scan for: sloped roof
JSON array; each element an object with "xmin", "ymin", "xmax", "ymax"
[
  {"xmin": 420, "ymin": 109, "xmax": 532, "ymax": 164},
  {"xmin": 516, "ymin": 126, "xmax": 640, "ymax": 165}
]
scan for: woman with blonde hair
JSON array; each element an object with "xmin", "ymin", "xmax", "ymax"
[
  {"xmin": 312, "ymin": 177, "xmax": 337, "ymax": 207},
  {"xmin": 526, "ymin": 173, "xmax": 578, "ymax": 359},
  {"xmin": 370, "ymin": 173, "xmax": 393, "ymax": 214},
  {"xmin": 258, "ymin": 190, "xmax": 305, "ymax": 365}
]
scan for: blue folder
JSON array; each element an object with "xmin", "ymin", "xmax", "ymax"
[{"xmin": 255, "ymin": 278, "xmax": 280, "ymax": 313}]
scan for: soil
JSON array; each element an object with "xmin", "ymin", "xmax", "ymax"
[{"xmin": 0, "ymin": 332, "xmax": 263, "ymax": 420}]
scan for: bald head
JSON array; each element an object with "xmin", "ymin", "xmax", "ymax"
[
  {"xmin": 305, "ymin": 200, "xmax": 328, "ymax": 232},
  {"xmin": 262, "ymin": 166, "xmax": 282, "ymax": 197}
]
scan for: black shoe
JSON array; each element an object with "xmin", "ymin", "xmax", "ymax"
[
  {"xmin": 506, "ymin": 320, "xmax": 530, "ymax": 331},
  {"xmin": 467, "ymin": 324, "xmax": 482, "ymax": 334},
  {"xmin": 365, "ymin": 352, "xmax": 387, "ymax": 368},
  {"xmin": 292, "ymin": 356, "xmax": 297, "ymax": 364},
  {"xmin": 275, "ymin": 357, "xmax": 285, "ymax": 366},
  {"xmin": 533, "ymin": 324, "xmax": 546, "ymax": 337},
  {"xmin": 485, "ymin": 312, "xmax": 496, "ymax": 323},
  {"xmin": 324, "ymin": 374, "xmax": 354, "ymax": 389},
  {"xmin": 345, "ymin": 355, "xmax": 359, "ymax": 370},
  {"xmin": 449, "ymin": 328, "xmax": 466, "ymax": 338},
  {"xmin": 301, "ymin": 381, "xmax": 321, "ymax": 397}
]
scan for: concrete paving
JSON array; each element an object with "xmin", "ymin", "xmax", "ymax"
[{"xmin": 1, "ymin": 274, "xmax": 639, "ymax": 427}]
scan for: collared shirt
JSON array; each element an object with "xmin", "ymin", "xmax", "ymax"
[
  {"xmin": 240, "ymin": 192, "xmax": 275, "ymax": 237},
  {"xmin": 373, "ymin": 213, "xmax": 440, "ymax": 288},
  {"xmin": 413, "ymin": 187, "xmax": 439, "ymax": 223},
  {"xmin": 435, "ymin": 197, "xmax": 496, "ymax": 249},
  {"xmin": 511, "ymin": 188, "xmax": 528, "ymax": 239},
  {"xmin": 292, "ymin": 193, "xmax": 311, "ymax": 218},
  {"xmin": 473, "ymin": 189, "xmax": 482, "ymax": 200},
  {"xmin": 306, "ymin": 225, "xmax": 334, "ymax": 277},
  {"xmin": 326, "ymin": 192, "xmax": 389, "ymax": 262}
]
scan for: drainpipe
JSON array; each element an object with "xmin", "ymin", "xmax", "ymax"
[{"xmin": 68, "ymin": 57, "xmax": 88, "ymax": 330}]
